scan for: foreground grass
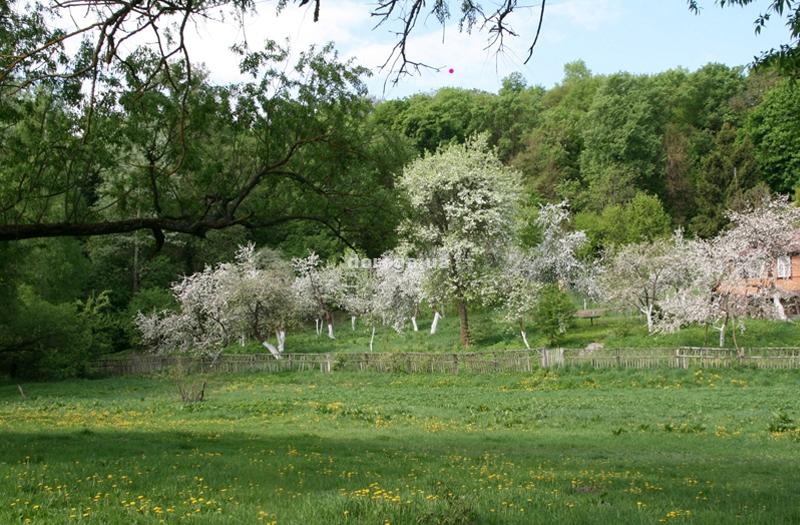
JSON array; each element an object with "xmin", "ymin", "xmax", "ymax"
[
  {"xmin": 240, "ymin": 310, "xmax": 800, "ymax": 354},
  {"xmin": 2, "ymin": 369, "xmax": 800, "ymax": 524}
]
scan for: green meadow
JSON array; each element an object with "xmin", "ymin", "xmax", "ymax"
[
  {"xmin": 2, "ymin": 368, "xmax": 799, "ymax": 524},
  {"xmin": 250, "ymin": 311, "xmax": 800, "ymax": 354}
]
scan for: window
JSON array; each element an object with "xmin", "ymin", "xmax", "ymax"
[{"xmin": 777, "ymin": 255, "xmax": 792, "ymax": 279}]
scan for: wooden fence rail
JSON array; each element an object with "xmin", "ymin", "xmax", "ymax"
[{"xmin": 87, "ymin": 347, "xmax": 800, "ymax": 377}]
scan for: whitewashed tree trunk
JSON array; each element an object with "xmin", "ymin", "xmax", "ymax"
[
  {"xmin": 351, "ymin": 316, "xmax": 356, "ymax": 331},
  {"xmin": 276, "ymin": 330, "xmax": 286, "ymax": 353},
  {"xmin": 642, "ymin": 305, "xmax": 654, "ymax": 333},
  {"xmin": 262, "ymin": 341, "xmax": 282, "ymax": 359},
  {"xmin": 411, "ymin": 316, "xmax": 418, "ymax": 332},
  {"xmin": 773, "ymin": 293, "xmax": 788, "ymax": 321},
  {"xmin": 327, "ymin": 323, "xmax": 335, "ymax": 339},
  {"xmin": 520, "ymin": 330, "xmax": 531, "ymax": 350},
  {"xmin": 369, "ymin": 325, "xmax": 376, "ymax": 352},
  {"xmin": 315, "ymin": 318, "xmax": 321, "ymax": 336},
  {"xmin": 715, "ymin": 324, "xmax": 725, "ymax": 348},
  {"xmin": 430, "ymin": 311, "xmax": 442, "ymax": 335}
]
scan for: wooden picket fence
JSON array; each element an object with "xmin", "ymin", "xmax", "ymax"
[{"xmin": 88, "ymin": 346, "xmax": 800, "ymax": 377}]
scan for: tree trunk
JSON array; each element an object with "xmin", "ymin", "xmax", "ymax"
[
  {"xmin": 520, "ymin": 321, "xmax": 531, "ymax": 349},
  {"xmin": 369, "ymin": 325, "xmax": 376, "ymax": 352},
  {"xmin": 325, "ymin": 311, "xmax": 335, "ymax": 339},
  {"xmin": 411, "ymin": 316, "xmax": 418, "ymax": 332},
  {"xmin": 276, "ymin": 330, "xmax": 286, "ymax": 353},
  {"xmin": 430, "ymin": 311, "xmax": 442, "ymax": 335},
  {"xmin": 730, "ymin": 315, "xmax": 739, "ymax": 351},
  {"xmin": 644, "ymin": 305, "xmax": 654, "ymax": 333},
  {"xmin": 773, "ymin": 293, "xmax": 788, "ymax": 321},
  {"xmin": 262, "ymin": 340, "xmax": 281, "ymax": 359},
  {"xmin": 351, "ymin": 316, "xmax": 356, "ymax": 331},
  {"xmin": 458, "ymin": 300, "xmax": 471, "ymax": 348},
  {"xmin": 716, "ymin": 324, "xmax": 725, "ymax": 348},
  {"xmin": 315, "ymin": 318, "xmax": 321, "ymax": 337}
]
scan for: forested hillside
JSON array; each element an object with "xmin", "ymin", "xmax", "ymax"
[{"xmin": 375, "ymin": 62, "xmax": 798, "ymax": 245}]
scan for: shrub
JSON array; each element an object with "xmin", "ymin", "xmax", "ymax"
[{"xmin": 533, "ymin": 285, "xmax": 576, "ymax": 346}]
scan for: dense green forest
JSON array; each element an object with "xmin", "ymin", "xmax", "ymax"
[{"xmin": 2, "ymin": 46, "xmax": 800, "ymax": 376}]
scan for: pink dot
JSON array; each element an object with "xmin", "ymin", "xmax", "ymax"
[{"xmin": 448, "ymin": 68, "xmax": 454, "ymax": 74}]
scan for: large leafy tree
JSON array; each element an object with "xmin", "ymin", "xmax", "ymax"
[
  {"xmin": 745, "ymin": 79, "xmax": 800, "ymax": 194},
  {"xmin": 0, "ymin": 41, "xmax": 403, "ymax": 253},
  {"xmin": 579, "ymin": 73, "xmax": 668, "ymax": 209},
  {"xmin": 511, "ymin": 61, "xmax": 599, "ymax": 202}
]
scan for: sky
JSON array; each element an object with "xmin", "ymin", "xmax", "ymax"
[{"xmin": 176, "ymin": 0, "xmax": 792, "ymax": 98}]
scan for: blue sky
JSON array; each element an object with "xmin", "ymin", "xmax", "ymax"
[{"xmin": 187, "ymin": 1, "xmax": 792, "ymax": 98}]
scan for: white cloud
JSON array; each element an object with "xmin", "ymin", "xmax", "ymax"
[
  {"xmin": 547, "ymin": 0, "xmax": 624, "ymax": 31},
  {"xmin": 54, "ymin": 1, "xmax": 624, "ymax": 96}
]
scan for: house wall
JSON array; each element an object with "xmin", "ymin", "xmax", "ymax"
[{"xmin": 776, "ymin": 254, "xmax": 800, "ymax": 294}]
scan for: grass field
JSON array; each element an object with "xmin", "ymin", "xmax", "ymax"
[
  {"xmin": 246, "ymin": 310, "xmax": 800, "ymax": 354},
  {"xmin": 2, "ymin": 368, "xmax": 800, "ymax": 524}
]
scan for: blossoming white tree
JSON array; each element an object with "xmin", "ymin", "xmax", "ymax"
[
  {"xmin": 136, "ymin": 243, "xmax": 299, "ymax": 360},
  {"xmin": 398, "ymin": 135, "xmax": 521, "ymax": 347},
  {"xmin": 654, "ymin": 237, "xmax": 737, "ymax": 347},
  {"xmin": 225, "ymin": 246, "xmax": 298, "ymax": 355},
  {"xmin": 499, "ymin": 201, "xmax": 589, "ymax": 348},
  {"xmin": 339, "ymin": 263, "xmax": 378, "ymax": 331},
  {"xmin": 291, "ymin": 252, "xmax": 344, "ymax": 339},
  {"xmin": 600, "ymin": 233, "xmax": 692, "ymax": 334},
  {"xmin": 657, "ymin": 196, "xmax": 800, "ymax": 347},
  {"xmin": 374, "ymin": 253, "xmax": 425, "ymax": 333},
  {"xmin": 499, "ymin": 249, "xmax": 543, "ymax": 349}
]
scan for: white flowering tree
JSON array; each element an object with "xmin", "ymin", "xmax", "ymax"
[
  {"xmin": 374, "ymin": 253, "xmax": 426, "ymax": 333},
  {"xmin": 399, "ymin": 135, "xmax": 521, "ymax": 347},
  {"xmin": 657, "ymin": 196, "xmax": 800, "ymax": 347},
  {"xmin": 339, "ymin": 264, "xmax": 378, "ymax": 332},
  {"xmin": 526, "ymin": 201, "xmax": 588, "ymax": 286},
  {"xmin": 600, "ymin": 233, "xmax": 692, "ymax": 333},
  {"xmin": 715, "ymin": 196, "xmax": 800, "ymax": 321},
  {"xmin": 224, "ymin": 246, "xmax": 298, "ymax": 355},
  {"xmin": 499, "ymin": 249, "xmax": 543, "ymax": 349},
  {"xmin": 655, "ymin": 237, "xmax": 736, "ymax": 347},
  {"xmin": 499, "ymin": 201, "xmax": 589, "ymax": 349},
  {"xmin": 136, "ymin": 243, "xmax": 300, "ymax": 361},
  {"xmin": 291, "ymin": 252, "xmax": 345, "ymax": 339}
]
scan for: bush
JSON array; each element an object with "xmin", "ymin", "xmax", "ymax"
[
  {"xmin": 533, "ymin": 285, "xmax": 576, "ymax": 346},
  {"xmin": 0, "ymin": 293, "xmax": 92, "ymax": 378}
]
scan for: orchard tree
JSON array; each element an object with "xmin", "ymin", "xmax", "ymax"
[
  {"xmin": 399, "ymin": 135, "xmax": 521, "ymax": 347},
  {"xmin": 223, "ymin": 245, "xmax": 298, "ymax": 355},
  {"xmin": 660, "ymin": 196, "xmax": 800, "ymax": 345},
  {"xmin": 600, "ymin": 233, "xmax": 692, "ymax": 333},
  {"xmin": 136, "ymin": 243, "xmax": 300, "ymax": 359},
  {"xmin": 714, "ymin": 195, "xmax": 800, "ymax": 321},
  {"xmin": 655, "ymin": 196, "xmax": 800, "ymax": 348},
  {"xmin": 499, "ymin": 249, "xmax": 543, "ymax": 350},
  {"xmin": 292, "ymin": 252, "xmax": 344, "ymax": 339},
  {"xmin": 339, "ymin": 262, "xmax": 378, "ymax": 332},
  {"xmin": 654, "ymin": 237, "xmax": 741, "ymax": 347},
  {"xmin": 374, "ymin": 254, "xmax": 426, "ymax": 333},
  {"xmin": 500, "ymin": 201, "xmax": 588, "ymax": 349}
]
